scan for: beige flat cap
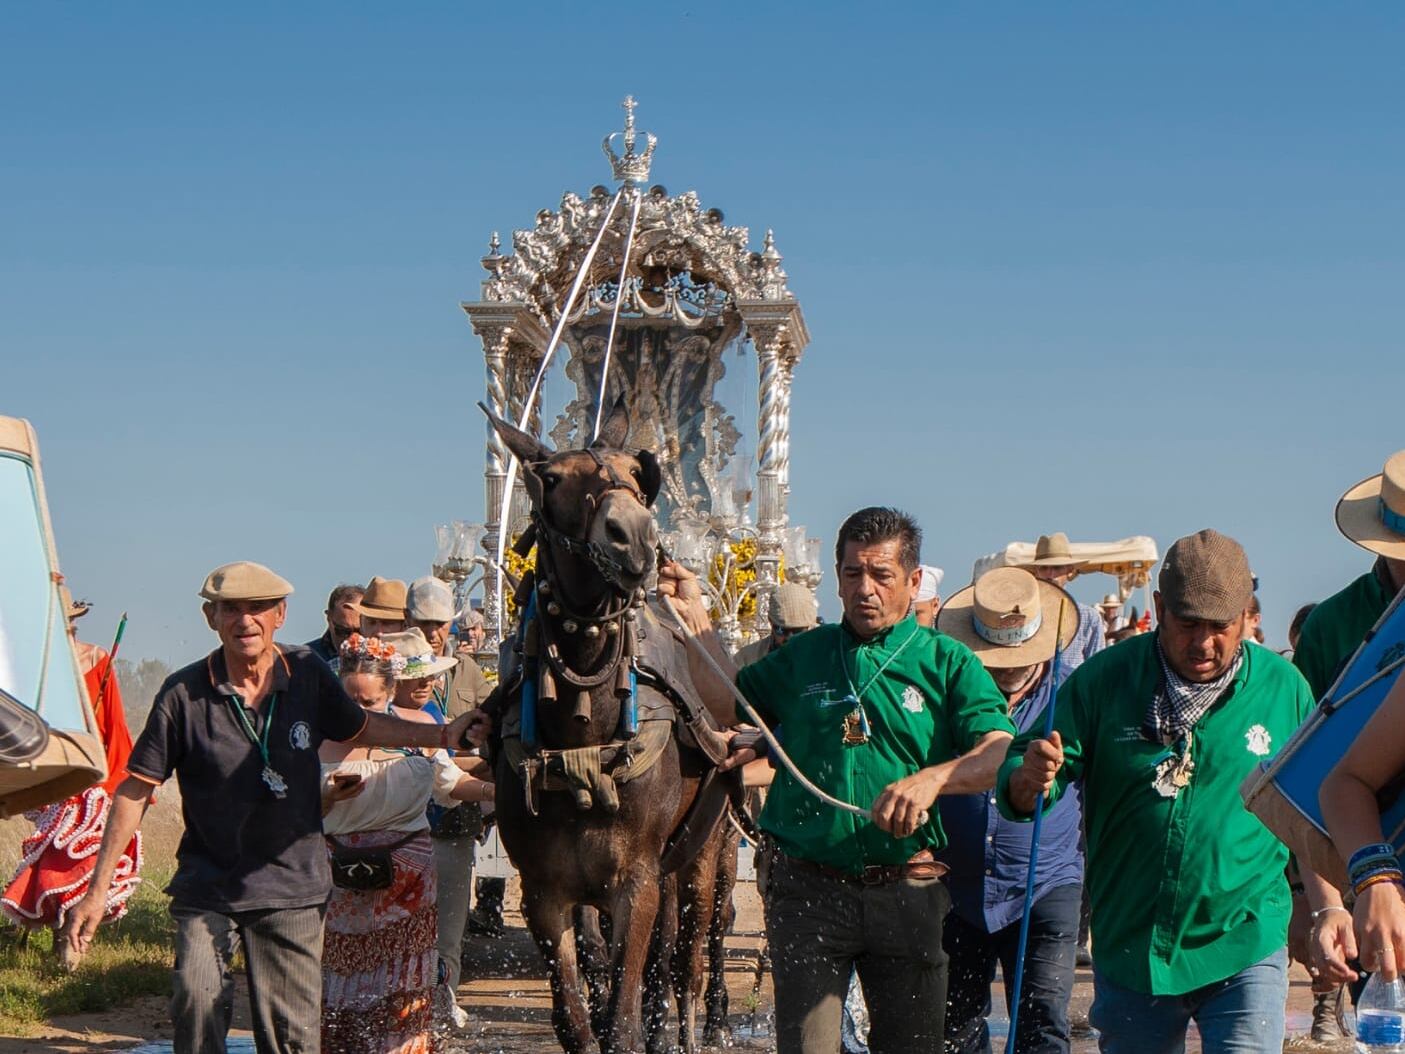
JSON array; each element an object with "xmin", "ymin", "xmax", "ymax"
[{"xmin": 199, "ymin": 561, "xmax": 294, "ymax": 602}]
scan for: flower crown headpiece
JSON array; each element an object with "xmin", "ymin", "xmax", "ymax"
[{"xmin": 340, "ymin": 633, "xmax": 409, "ymax": 676}]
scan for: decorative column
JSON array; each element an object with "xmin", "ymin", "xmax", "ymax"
[
  {"xmin": 462, "ymin": 300, "xmax": 550, "ymax": 645},
  {"xmin": 738, "ymin": 297, "xmax": 809, "ymax": 627}
]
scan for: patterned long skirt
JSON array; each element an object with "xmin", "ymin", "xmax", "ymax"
[{"xmin": 321, "ymin": 830, "xmax": 439, "ymax": 1054}]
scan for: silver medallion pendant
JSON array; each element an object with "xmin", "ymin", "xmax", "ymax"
[
  {"xmin": 262, "ymin": 765, "xmax": 289, "ymax": 799},
  {"xmin": 1151, "ymin": 751, "xmax": 1194, "ymax": 799}
]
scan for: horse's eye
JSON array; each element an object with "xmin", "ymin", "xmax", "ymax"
[
  {"xmin": 543, "ymin": 472, "xmax": 561, "ymax": 490},
  {"xmin": 630, "ymin": 466, "xmax": 642, "ymax": 482}
]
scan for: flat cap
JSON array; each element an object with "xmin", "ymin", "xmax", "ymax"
[
  {"xmin": 199, "ymin": 561, "xmax": 294, "ymax": 602},
  {"xmin": 1158, "ymin": 529, "xmax": 1252, "ymax": 624},
  {"xmin": 772, "ymin": 583, "xmax": 818, "ymax": 630},
  {"xmin": 407, "ymin": 575, "xmax": 455, "ymax": 623}
]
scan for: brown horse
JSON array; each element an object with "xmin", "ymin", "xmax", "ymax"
[{"xmin": 484, "ymin": 404, "xmax": 734, "ymax": 1054}]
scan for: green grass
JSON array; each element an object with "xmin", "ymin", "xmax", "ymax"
[{"xmin": 0, "ymin": 867, "xmax": 176, "ymax": 1036}]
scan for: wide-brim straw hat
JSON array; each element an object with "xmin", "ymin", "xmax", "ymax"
[
  {"xmin": 1022, "ymin": 532, "xmax": 1088, "ymax": 569},
  {"xmin": 938, "ymin": 567, "xmax": 1078, "ymax": 669},
  {"xmin": 359, "ymin": 576, "xmax": 408, "ymax": 620},
  {"xmin": 1336, "ymin": 451, "xmax": 1405, "ymax": 561},
  {"xmin": 378, "ymin": 628, "xmax": 458, "ymax": 679}
]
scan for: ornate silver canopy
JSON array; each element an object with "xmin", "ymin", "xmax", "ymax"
[{"xmin": 462, "ymin": 99, "xmax": 811, "ymax": 644}]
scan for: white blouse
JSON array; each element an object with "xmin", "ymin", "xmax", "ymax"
[{"xmin": 321, "ymin": 749, "xmax": 461, "ymax": 836}]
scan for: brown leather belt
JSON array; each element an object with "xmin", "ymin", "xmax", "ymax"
[{"xmin": 780, "ymin": 848, "xmax": 948, "ymax": 886}]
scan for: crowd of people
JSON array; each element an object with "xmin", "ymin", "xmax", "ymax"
[{"xmin": 5, "ymin": 447, "xmax": 1403, "ymax": 1054}]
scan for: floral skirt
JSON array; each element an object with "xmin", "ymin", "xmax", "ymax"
[
  {"xmin": 2, "ymin": 786, "xmax": 142, "ymax": 928},
  {"xmin": 321, "ymin": 829, "xmax": 439, "ymax": 1054}
]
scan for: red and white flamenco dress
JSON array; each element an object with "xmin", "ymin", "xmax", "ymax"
[{"xmin": 2, "ymin": 653, "xmax": 143, "ymax": 928}]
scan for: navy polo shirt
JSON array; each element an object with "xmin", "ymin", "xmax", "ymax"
[
  {"xmin": 938, "ymin": 665, "xmax": 1083, "ymax": 932},
  {"xmin": 127, "ymin": 643, "xmax": 367, "ymax": 912}
]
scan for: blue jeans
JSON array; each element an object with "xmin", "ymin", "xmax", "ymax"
[
  {"xmin": 943, "ymin": 882, "xmax": 1081, "ymax": 1054},
  {"xmin": 1089, "ymin": 949, "xmax": 1288, "ymax": 1054}
]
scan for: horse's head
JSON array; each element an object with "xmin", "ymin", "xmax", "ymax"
[{"xmin": 484, "ymin": 399, "xmax": 661, "ymax": 609}]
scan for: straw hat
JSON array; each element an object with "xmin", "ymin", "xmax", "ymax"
[
  {"xmin": 379, "ymin": 628, "xmax": 457, "ymax": 679},
  {"xmin": 1023, "ymin": 533, "xmax": 1086, "ymax": 569},
  {"xmin": 359, "ymin": 576, "xmax": 408, "ymax": 620},
  {"xmin": 199, "ymin": 561, "xmax": 293, "ymax": 602},
  {"xmin": 1097, "ymin": 593, "xmax": 1122, "ymax": 611},
  {"xmin": 937, "ymin": 567, "xmax": 1077, "ymax": 669},
  {"xmin": 1336, "ymin": 451, "xmax": 1405, "ymax": 561}
]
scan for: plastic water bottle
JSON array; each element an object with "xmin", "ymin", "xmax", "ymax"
[{"xmin": 1357, "ymin": 972, "xmax": 1405, "ymax": 1052}]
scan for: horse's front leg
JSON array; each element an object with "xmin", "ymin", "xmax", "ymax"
[
  {"xmin": 605, "ymin": 868, "xmax": 664, "ymax": 1054},
  {"xmin": 575, "ymin": 904, "xmax": 611, "ymax": 1041},
  {"xmin": 673, "ymin": 855, "xmax": 718, "ymax": 1054},
  {"xmin": 523, "ymin": 886, "xmax": 596, "ymax": 1054}
]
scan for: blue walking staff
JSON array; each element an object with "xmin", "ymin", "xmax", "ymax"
[{"xmin": 1005, "ymin": 598, "xmax": 1068, "ymax": 1054}]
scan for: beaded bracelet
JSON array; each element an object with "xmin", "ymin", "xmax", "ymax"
[
  {"xmin": 1348, "ymin": 843, "xmax": 1399, "ymax": 873},
  {"xmin": 1350, "ymin": 862, "xmax": 1404, "ymax": 889},
  {"xmin": 1352, "ymin": 872, "xmax": 1404, "ymax": 898}
]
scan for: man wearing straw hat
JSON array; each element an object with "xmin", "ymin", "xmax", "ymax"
[
  {"xmin": 1292, "ymin": 452, "xmax": 1405, "ymax": 1039},
  {"xmin": 660, "ymin": 506, "xmax": 1015, "ymax": 1054},
  {"xmin": 1019, "ymin": 533, "xmax": 1105, "ymax": 669},
  {"xmin": 1000, "ymin": 530, "xmax": 1314, "ymax": 1053},
  {"xmin": 936, "ymin": 567, "xmax": 1081, "ymax": 1054},
  {"xmin": 1295, "ymin": 451, "xmax": 1405, "ymax": 701},
  {"xmin": 359, "ymin": 575, "xmax": 408, "ymax": 637},
  {"xmin": 62, "ymin": 561, "xmax": 488, "ymax": 1054}
]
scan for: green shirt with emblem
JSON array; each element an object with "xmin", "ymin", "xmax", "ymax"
[
  {"xmin": 1294, "ymin": 562, "xmax": 1394, "ymax": 701},
  {"xmin": 996, "ymin": 633, "xmax": 1313, "ymax": 996},
  {"xmin": 736, "ymin": 615, "xmax": 1013, "ymax": 875}
]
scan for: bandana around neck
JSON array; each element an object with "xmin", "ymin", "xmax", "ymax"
[{"xmin": 1144, "ymin": 634, "xmax": 1243, "ymax": 744}]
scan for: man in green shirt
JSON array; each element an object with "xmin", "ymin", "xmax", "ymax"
[
  {"xmin": 661, "ymin": 506, "xmax": 1015, "ymax": 1054},
  {"xmin": 999, "ymin": 529, "xmax": 1314, "ymax": 1054}
]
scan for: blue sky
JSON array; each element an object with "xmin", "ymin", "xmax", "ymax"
[{"xmin": 3, "ymin": 3, "xmax": 1401, "ymax": 665}]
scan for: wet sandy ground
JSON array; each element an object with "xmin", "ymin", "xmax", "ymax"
[{"xmin": 0, "ymin": 880, "xmax": 1349, "ymax": 1054}]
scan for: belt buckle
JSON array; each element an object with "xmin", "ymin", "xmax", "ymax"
[{"xmin": 861, "ymin": 864, "xmax": 886, "ymax": 885}]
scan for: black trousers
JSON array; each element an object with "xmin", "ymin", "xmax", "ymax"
[
  {"xmin": 942, "ymin": 883, "xmax": 1081, "ymax": 1054},
  {"xmin": 765, "ymin": 854, "xmax": 951, "ymax": 1054}
]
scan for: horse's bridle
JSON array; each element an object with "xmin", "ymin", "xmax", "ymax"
[{"xmin": 530, "ymin": 448, "xmax": 651, "ymax": 616}]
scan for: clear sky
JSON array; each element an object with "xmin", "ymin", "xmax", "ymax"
[{"xmin": 4, "ymin": 3, "xmax": 1401, "ymax": 666}]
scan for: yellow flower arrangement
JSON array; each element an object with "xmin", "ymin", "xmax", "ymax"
[
  {"xmin": 708, "ymin": 538, "xmax": 785, "ymax": 623},
  {"xmin": 502, "ymin": 539, "xmax": 538, "ymax": 623}
]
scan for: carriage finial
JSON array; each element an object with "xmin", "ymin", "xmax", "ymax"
[{"xmin": 602, "ymin": 95, "xmax": 657, "ymax": 186}]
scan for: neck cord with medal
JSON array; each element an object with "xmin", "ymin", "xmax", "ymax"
[
  {"xmin": 837, "ymin": 624, "xmax": 920, "ymax": 745},
  {"xmin": 228, "ymin": 691, "xmax": 287, "ymax": 798}
]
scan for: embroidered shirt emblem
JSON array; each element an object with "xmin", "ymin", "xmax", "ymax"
[
  {"xmin": 289, "ymin": 721, "xmax": 312, "ymax": 751},
  {"xmin": 901, "ymin": 685, "xmax": 925, "ymax": 713},
  {"xmin": 1244, "ymin": 724, "xmax": 1272, "ymax": 757}
]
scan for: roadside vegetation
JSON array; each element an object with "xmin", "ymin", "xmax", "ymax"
[{"xmin": 0, "ymin": 867, "xmax": 174, "ymax": 1036}]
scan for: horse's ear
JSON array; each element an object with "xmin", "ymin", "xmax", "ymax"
[
  {"xmin": 635, "ymin": 449, "xmax": 663, "ymax": 507},
  {"xmin": 479, "ymin": 402, "xmax": 551, "ymax": 466},
  {"xmin": 591, "ymin": 395, "xmax": 630, "ymax": 450}
]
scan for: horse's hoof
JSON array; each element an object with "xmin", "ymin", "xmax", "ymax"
[{"xmin": 702, "ymin": 1026, "xmax": 733, "ymax": 1049}]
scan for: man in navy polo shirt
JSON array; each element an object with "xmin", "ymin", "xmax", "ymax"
[
  {"xmin": 63, "ymin": 562, "xmax": 488, "ymax": 1054},
  {"xmin": 937, "ymin": 568, "xmax": 1083, "ymax": 1054}
]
